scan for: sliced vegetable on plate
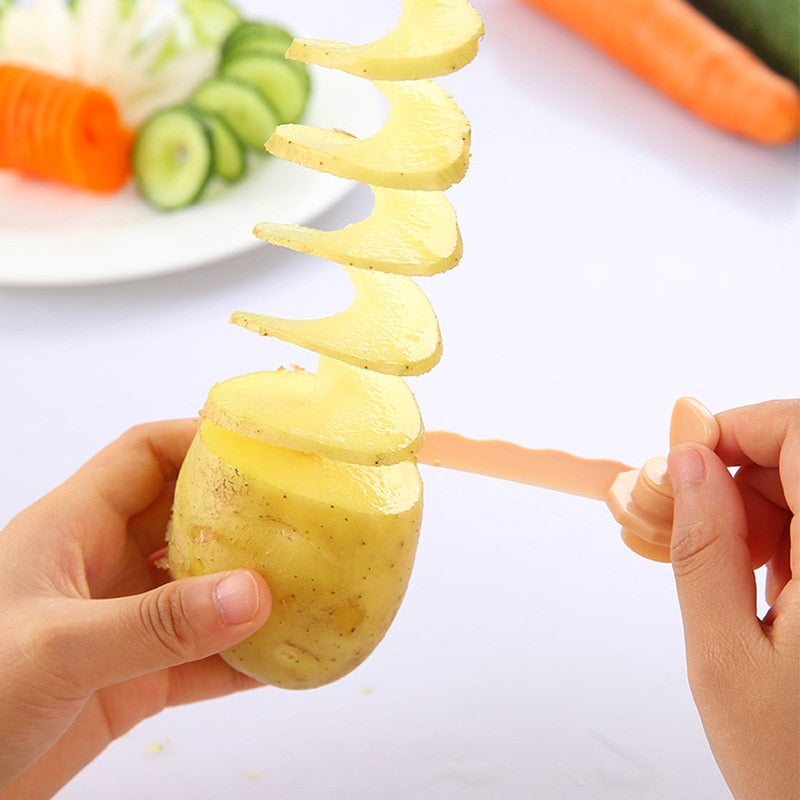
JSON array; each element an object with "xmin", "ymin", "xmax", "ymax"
[
  {"xmin": 190, "ymin": 74, "xmax": 281, "ymax": 151},
  {"xmin": 220, "ymin": 51, "xmax": 310, "ymax": 124},
  {"xmin": 0, "ymin": 0, "xmax": 314, "ymax": 209},
  {"xmin": 200, "ymin": 109, "xmax": 246, "ymax": 182},
  {"xmin": 180, "ymin": 0, "xmax": 241, "ymax": 46},
  {"xmin": 0, "ymin": 0, "xmax": 218, "ymax": 127},
  {"xmin": 133, "ymin": 16, "xmax": 312, "ymax": 210},
  {"xmin": 132, "ymin": 103, "xmax": 214, "ymax": 209},
  {"xmin": 0, "ymin": 62, "xmax": 132, "ymax": 192}
]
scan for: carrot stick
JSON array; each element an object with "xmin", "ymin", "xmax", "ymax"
[
  {"xmin": 0, "ymin": 63, "xmax": 133, "ymax": 192},
  {"xmin": 519, "ymin": 0, "xmax": 800, "ymax": 144}
]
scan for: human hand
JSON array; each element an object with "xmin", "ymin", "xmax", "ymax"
[
  {"xmin": 668, "ymin": 400, "xmax": 800, "ymax": 800},
  {"xmin": 0, "ymin": 420, "xmax": 272, "ymax": 799}
]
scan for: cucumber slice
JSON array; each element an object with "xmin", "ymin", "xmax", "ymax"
[
  {"xmin": 222, "ymin": 21, "xmax": 294, "ymax": 61},
  {"xmin": 191, "ymin": 75, "xmax": 279, "ymax": 151},
  {"xmin": 194, "ymin": 107, "xmax": 246, "ymax": 182},
  {"xmin": 133, "ymin": 105, "xmax": 214, "ymax": 211},
  {"xmin": 221, "ymin": 52, "xmax": 310, "ymax": 123},
  {"xmin": 222, "ymin": 36, "xmax": 291, "ymax": 61},
  {"xmin": 181, "ymin": 0, "xmax": 242, "ymax": 46}
]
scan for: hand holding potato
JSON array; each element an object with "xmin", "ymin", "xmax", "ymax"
[{"xmin": 0, "ymin": 421, "xmax": 271, "ymax": 799}]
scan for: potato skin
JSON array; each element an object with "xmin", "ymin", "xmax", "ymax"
[{"xmin": 167, "ymin": 421, "xmax": 423, "ymax": 689}]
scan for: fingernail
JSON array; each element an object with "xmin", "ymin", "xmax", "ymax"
[
  {"xmin": 668, "ymin": 445, "xmax": 706, "ymax": 490},
  {"xmin": 214, "ymin": 571, "xmax": 260, "ymax": 626}
]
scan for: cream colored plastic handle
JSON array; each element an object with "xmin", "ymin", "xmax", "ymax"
[{"xmin": 606, "ymin": 398, "xmax": 719, "ymax": 562}]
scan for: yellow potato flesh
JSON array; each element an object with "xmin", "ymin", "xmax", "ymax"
[
  {"xmin": 253, "ymin": 186, "xmax": 462, "ymax": 277},
  {"xmin": 201, "ymin": 358, "xmax": 423, "ymax": 466},
  {"xmin": 230, "ymin": 266, "xmax": 442, "ymax": 376},
  {"xmin": 168, "ymin": 420, "xmax": 423, "ymax": 689},
  {"xmin": 169, "ymin": 0, "xmax": 482, "ymax": 690},
  {"xmin": 266, "ymin": 80, "xmax": 471, "ymax": 191},
  {"xmin": 286, "ymin": 0, "xmax": 484, "ymax": 80}
]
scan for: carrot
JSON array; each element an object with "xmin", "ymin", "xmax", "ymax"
[
  {"xmin": 0, "ymin": 63, "xmax": 133, "ymax": 192},
  {"xmin": 519, "ymin": 0, "xmax": 800, "ymax": 144}
]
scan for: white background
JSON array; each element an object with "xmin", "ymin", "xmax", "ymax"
[{"xmin": 1, "ymin": 0, "xmax": 799, "ymax": 797}]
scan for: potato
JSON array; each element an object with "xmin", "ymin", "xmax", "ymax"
[
  {"xmin": 168, "ymin": 0, "xmax": 482, "ymax": 690},
  {"xmin": 286, "ymin": 0, "xmax": 484, "ymax": 80},
  {"xmin": 230, "ymin": 265, "xmax": 442, "ymax": 376},
  {"xmin": 168, "ymin": 420, "xmax": 423, "ymax": 689},
  {"xmin": 201, "ymin": 357, "xmax": 424, "ymax": 467},
  {"xmin": 266, "ymin": 80, "xmax": 471, "ymax": 191},
  {"xmin": 252, "ymin": 186, "xmax": 463, "ymax": 277}
]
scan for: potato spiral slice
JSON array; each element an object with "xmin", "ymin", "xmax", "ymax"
[
  {"xmin": 286, "ymin": 0, "xmax": 484, "ymax": 80},
  {"xmin": 252, "ymin": 186, "xmax": 462, "ymax": 277},
  {"xmin": 168, "ymin": 0, "xmax": 483, "ymax": 689}
]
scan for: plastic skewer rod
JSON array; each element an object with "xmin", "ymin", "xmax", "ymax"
[
  {"xmin": 416, "ymin": 431, "xmax": 632, "ymax": 500},
  {"xmin": 416, "ymin": 398, "xmax": 720, "ymax": 563}
]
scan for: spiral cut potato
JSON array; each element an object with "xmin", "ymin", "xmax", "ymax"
[{"xmin": 168, "ymin": 0, "xmax": 484, "ymax": 689}]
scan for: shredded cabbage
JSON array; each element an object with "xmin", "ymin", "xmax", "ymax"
[{"xmin": 0, "ymin": 0, "xmax": 217, "ymax": 125}]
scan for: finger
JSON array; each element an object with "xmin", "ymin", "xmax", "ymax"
[
  {"xmin": 765, "ymin": 531, "xmax": 792, "ymax": 607},
  {"xmin": 92, "ymin": 656, "xmax": 263, "ymax": 736},
  {"xmin": 733, "ymin": 464, "xmax": 788, "ymax": 510},
  {"xmin": 6, "ymin": 657, "xmax": 264, "ymax": 800},
  {"xmin": 165, "ymin": 655, "xmax": 264, "ymax": 707},
  {"xmin": 128, "ymin": 479, "xmax": 179, "ymax": 556},
  {"xmin": 791, "ymin": 516, "xmax": 800, "ymax": 582},
  {"xmin": 714, "ymin": 399, "xmax": 798, "ymax": 465},
  {"xmin": 733, "ymin": 465, "xmax": 792, "ymax": 569},
  {"xmin": 80, "ymin": 483, "xmax": 178, "ymax": 599},
  {"xmin": 62, "ymin": 419, "xmax": 199, "ymax": 524},
  {"xmin": 46, "ymin": 570, "xmax": 271, "ymax": 695},
  {"xmin": 668, "ymin": 444, "xmax": 763, "ymax": 660},
  {"xmin": 714, "ymin": 400, "xmax": 800, "ymax": 512}
]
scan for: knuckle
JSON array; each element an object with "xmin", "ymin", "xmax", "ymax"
[
  {"xmin": 128, "ymin": 420, "xmax": 155, "ymax": 437},
  {"xmin": 118, "ymin": 422, "xmax": 150, "ymax": 446},
  {"xmin": 138, "ymin": 586, "xmax": 198, "ymax": 662},
  {"xmin": 669, "ymin": 518, "xmax": 719, "ymax": 577}
]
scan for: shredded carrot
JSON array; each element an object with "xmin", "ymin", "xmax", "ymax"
[
  {"xmin": 519, "ymin": 0, "xmax": 800, "ymax": 144},
  {"xmin": 0, "ymin": 63, "xmax": 133, "ymax": 192}
]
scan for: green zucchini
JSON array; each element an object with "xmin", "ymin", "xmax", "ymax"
[{"xmin": 688, "ymin": 0, "xmax": 799, "ymax": 85}]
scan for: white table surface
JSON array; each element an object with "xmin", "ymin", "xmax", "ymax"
[{"xmin": 2, "ymin": 0, "xmax": 799, "ymax": 797}]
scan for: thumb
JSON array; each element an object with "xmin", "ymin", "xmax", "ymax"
[
  {"xmin": 668, "ymin": 444, "xmax": 760, "ymax": 657},
  {"xmin": 57, "ymin": 570, "xmax": 271, "ymax": 692}
]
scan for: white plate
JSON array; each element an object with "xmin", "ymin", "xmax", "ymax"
[{"xmin": 0, "ymin": 68, "xmax": 385, "ymax": 287}]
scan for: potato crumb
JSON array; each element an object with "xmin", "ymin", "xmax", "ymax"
[{"xmin": 145, "ymin": 739, "xmax": 171, "ymax": 755}]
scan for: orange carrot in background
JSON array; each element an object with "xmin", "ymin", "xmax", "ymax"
[
  {"xmin": 519, "ymin": 0, "xmax": 800, "ymax": 145},
  {"xmin": 0, "ymin": 63, "xmax": 133, "ymax": 192}
]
